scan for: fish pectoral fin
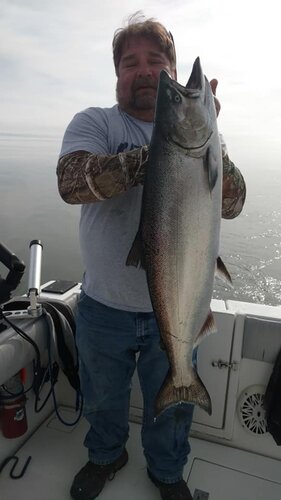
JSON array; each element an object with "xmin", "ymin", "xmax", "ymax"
[
  {"xmin": 194, "ymin": 310, "xmax": 217, "ymax": 348},
  {"xmin": 155, "ymin": 368, "xmax": 212, "ymax": 417},
  {"xmin": 204, "ymin": 146, "xmax": 218, "ymax": 192},
  {"xmin": 126, "ymin": 229, "xmax": 145, "ymax": 269},
  {"xmin": 216, "ymin": 256, "xmax": 233, "ymax": 287}
]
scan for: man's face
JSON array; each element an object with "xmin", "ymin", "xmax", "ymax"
[{"xmin": 116, "ymin": 36, "xmax": 176, "ymax": 122}]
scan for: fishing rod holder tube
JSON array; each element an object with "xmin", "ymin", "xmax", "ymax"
[
  {"xmin": 27, "ymin": 240, "xmax": 43, "ymax": 317},
  {"xmin": 1, "ymin": 240, "xmax": 44, "ymax": 319}
]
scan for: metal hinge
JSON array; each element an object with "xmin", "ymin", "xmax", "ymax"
[{"xmin": 211, "ymin": 359, "xmax": 239, "ymax": 370}]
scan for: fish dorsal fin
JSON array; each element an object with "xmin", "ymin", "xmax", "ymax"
[
  {"xmin": 216, "ymin": 256, "xmax": 233, "ymax": 287},
  {"xmin": 126, "ymin": 229, "xmax": 146, "ymax": 270},
  {"xmin": 194, "ymin": 310, "xmax": 217, "ymax": 348}
]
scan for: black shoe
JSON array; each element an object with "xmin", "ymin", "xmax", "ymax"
[
  {"xmin": 147, "ymin": 469, "xmax": 193, "ymax": 500},
  {"xmin": 70, "ymin": 449, "xmax": 128, "ymax": 500}
]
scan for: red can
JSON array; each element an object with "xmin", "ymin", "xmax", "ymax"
[
  {"xmin": 0, "ymin": 372, "xmax": 28, "ymax": 439},
  {"xmin": 1, "ymin": 394, "xmax": 28, "ymax": 438}
]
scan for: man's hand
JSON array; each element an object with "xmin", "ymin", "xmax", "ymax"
[{"xmin": 210, "ymin": 79, "xmax": 221, "ymax": 117}]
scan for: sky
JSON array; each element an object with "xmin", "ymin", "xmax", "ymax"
[{"xmin": 0, "ymin": 0, "xmax": 281, "ymax": 172}]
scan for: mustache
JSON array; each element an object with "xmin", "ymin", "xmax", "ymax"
[{"xmin": 132, "ymin": 77, "xmax": 158, "ymax": 92}]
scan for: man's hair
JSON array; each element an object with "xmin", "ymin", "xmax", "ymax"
[{"xmin": 112, "ymin": 11, "xmax": 176, "ymax": 76}]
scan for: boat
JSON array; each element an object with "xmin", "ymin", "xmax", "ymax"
[{"xmin": 0, "ymin": 239, "xmax": 281, "ymax": 500}]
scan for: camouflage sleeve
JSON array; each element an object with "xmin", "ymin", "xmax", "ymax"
[
  {"xmin": 222, "ymin": 153, "xmax": 246, "ymax": 219},
  {"xmin": 56, "ymin": 146, "xmax": 149, "ymax": 204},
  {"xmin": 57, "ymin": 144, "xmax": 246, "ymax": 217}
]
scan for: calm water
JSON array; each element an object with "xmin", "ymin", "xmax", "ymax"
[{"xmin": 1, "ymin": 134, "xmax": 281, "ymax": 306}]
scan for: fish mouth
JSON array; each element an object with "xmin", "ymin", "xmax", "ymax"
[
  {"xmin": 159, "ymin": 57, "xmax": 204, "ymax": 96},
  {"xmin": 159, "ymin": 57, "xmax": 203, "ymax": 93},
  {"xmin": 159, "ymin": 69, "xmax": 202, "ymax": 99}
]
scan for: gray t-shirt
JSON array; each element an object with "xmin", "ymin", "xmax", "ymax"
[{"xmin": 60, "ymin": 104, "xmax": 154, "ymax": 312}]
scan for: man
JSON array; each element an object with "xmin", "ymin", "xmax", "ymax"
[{"xmin": 57, "ymin": 13, "xmax": 246, "ymax": 500}]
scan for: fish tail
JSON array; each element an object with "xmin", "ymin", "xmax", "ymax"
[{"xmin": 155, "ymin": 368, "xmax": 212, "ymax": 417}]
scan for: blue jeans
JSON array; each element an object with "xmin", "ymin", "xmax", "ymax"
[{"xmin": 75, "ymin": 291, "xmax": 194, "ymax": 483}]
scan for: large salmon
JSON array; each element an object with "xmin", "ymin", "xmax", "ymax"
[{"xmin": 127, "ymin": 57, "xmax": 230, "ymax": 416}]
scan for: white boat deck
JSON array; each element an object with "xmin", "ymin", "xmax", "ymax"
[
  {"xmin": 1, "ymin": 407, "xmax": 281, "ymax": 500},
  {"xmin": 0, "ymin": 408, "xmax": 174, "ymax": 500},
  {"xmin": 2, "ymin": 286, "xmax": 281, "ymax": 499}
]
